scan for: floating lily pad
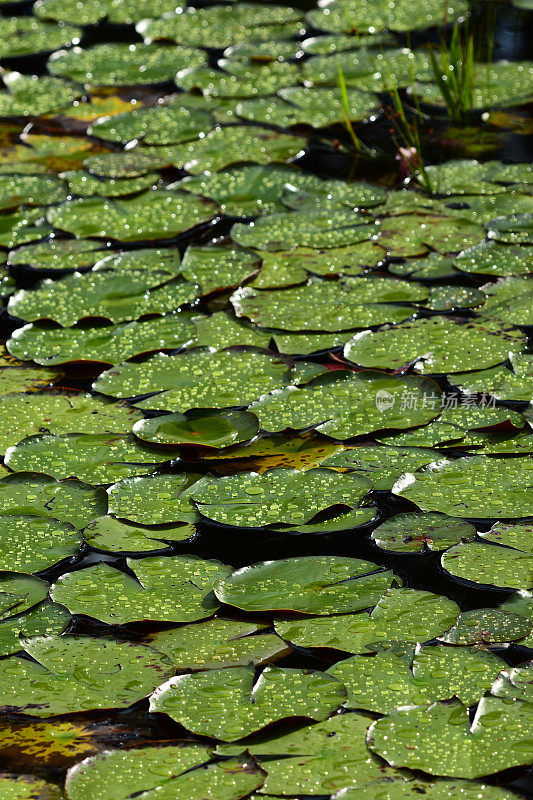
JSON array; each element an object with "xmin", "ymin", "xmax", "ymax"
[
  {"xmin": 252, "ymin": 244, "xmax": 383, "ymax": 289},
  {"xmin": 0, "ymin": 473, "xmax": 106, "ymax": 529},
  {"xmin": 302, "ymin": 47, "xmax": 433, "ymax": 88},
  {"xmin": 492, "ymin": 666, "xmax": 533, "ymax": 702},
  {"xmin": 0, "ymin": 574, "xmax": 50, "ymax": 621},
  {"xmin": 232, "ymin": 277, "xmax": 422, "ymax": 331},
  {"xmin": 65, "ymin": 744, "xmax": 263, "ymax": 800},
  {"xmin": 275, "ymin": 588, "xmax": 460, "ymax": 652},
  {"xmin": 372, "ymin": 512, "xmax": 476, "ymax": 553},
  {"xmin": 486, "ymin": 213, "xmax": 533, "ymax": 244},
  {"xmin": 0, "ymin": 516, "xmax": 80, "ymax": 573},
  {"xmin": 0, "ymin": 775, "xmax": 63, "ymax": 799},
  {"xmin": 451, "ymin": 353, "xmax": 533, "ymax": 403},
  {"xmin": 333, "ymin": 780, "xmax": 520, "ymax": 800},
  {"xmin": 177, "ymin": 61, "xmax": 301, "ymax": 100},
  {"xmin": 47, "ymin": 191, "xmax": 217, "ymax": 243},
  {"xmin": 393, "ymin": 456, "xmax": 533, "ymax": 518},
  {"xmin": 0, "ymin": 363, "xmax": 61, "ymax": 395},
  {"xmin": 367, "ymin": 697, "xmax": 533, "ymax": 778},
  {"xmin": 438, "ymin": 608, "xmax": 533, "ymax": 645},
  {"xmin": 192, "ymin": 313, "xmax": 271, "ymax": 350},
  {"xmin": 35, "ymin": 0, "xmax": 180, "ymax": 26},
  {"xmin": 306, "ymin": 0, "xmax": 467, "ymax": 34},
  {"xmin": 0, "ymin": 635, "xmax": 173, "ymax": 717},
  {"xmin": 150, "ymin": 664, "xmax": 345, "ymax": 741},
  {"xmin": 0, "ymin": 17, "xmax": 81, "ymax": 59},
  {"xmin": 344, "ymin": 317, "xmax": 525, "ymax": 373},
  {"xmin": 272, "ymin": 331, "xmax": 348, "ymax": 355},
  {"xmin": 180, "ymin": 246, "xmax": 260, "ymax": 294},
  {"xmin": 82, "ymin": 515, "xmax": 194, "ymax": 552},
  {"xmin": 0, "ymin": 601, "xmax": 70, "ymax": 657},
  {"xmin": 388, "ymin": 252, "xmax": 459, "ymax": 279},
  {"xmin": 8, "ymin": 313, "xmax": 195, "ymax": 366},
  {"xmin": 133, "ymin": 410, "xmax": 259, "ymax": 449},
  {"xmin": 424, "ymin": 285, "xmax": 485, "ymax": 311},
  {"xmin": 376, "ymin": 214, "xmax": 485, "ymax": 256},
  {"xmin": 416, "ymin": 62, "xmax": 533, "ymax": 108},
  {"xmin": 479, "ymin": 522, "xmax": 533, "ymax": 552},
  {"xmin": 9, "ymin": 270, "xmax": 199, "ymax": 326},
  {"xmin": 0, "ymin": 73, "xmax": 82, "ymax": 119},
  {"xmin": 5, "ymin": 433, "xmax": 178, "ymax": 484},
  {"xmin": 320, "ymin": 447, "xmax": 443, "ymax": 489},
  {"xmin": 139, "ymin": 4, "xmax": 304, "ymax": 49},
  {"xmin": 0, "ymin": 209, "xmax": 51, "ymax": 249},
  {"xmin": 48, "ymin": 44, "xmax": 205, "ymax": 87},
  {"xmin": 60, "ymin": 170, "xmax": 159, "ymax": 198},
  {"xmin": 50, "ymin": 557, "xmax": 230, "ymax": 623},
  {"xmin": 90, "ymin": 99, "xmax": 214, "ymax": 146},
  {"xmin": 107, "ymin": 473, "xmax": 205, "ymax": 524},
  {"xmin": 249, "ymin": 371, "xmax": 442, "ymax": 439},
  {"xmin": 454, "ymin": 241, "xmax": 531, "ymax": 277},
  {"xmin": 0, "ymin": 175, "xmax": 67, "ymax": 212},
  {"xmin": 479, "ymin": 277, "xmax": 533, "ymax": 326},
  {"xmin": 441, "ymin": 541, "xmax": 533, "ymax": 590},
  {"xmin": 0, "ymin": 393, "xmax": 141, "ymax": 452},
  {"xmin": 214, "ymin": 555, "xmax": 395, "ymax": 614},
  {"xmin": 7, "ymin": 240, "xmax": 105, "ymax": 275},
  {"xmin": 95, "ymin": 348, "xmax": 290, "ymax": 409},
  {"xmin": 146, "ymin": 619, "xmax": 289, "ymax": 671}
]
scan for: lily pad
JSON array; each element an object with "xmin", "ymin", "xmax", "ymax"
[
  {"xmin": 50, "ymin": 557, "xmax": 230, "ymax": 623},
  {"xmin": 438, "ymin": 608, "xmax": 533, "ymax": 645},
  {"xmin": 0, "ymin": 516, "xmax": 80, "ymax": 573},
  {"xmin": 65, "ymin": 745, "xmax": 263, "ymax": 800},
  {"xmin": 249, "ymin": 371, "xmax": 442, "ymax": 439},
  {"xmin": 59, "ymin": 170, "xmax": 159, "ymax": 198},
  {"xmin": 344, "ymin": 317, "xmax": 525, "ymax": 373},
  {"xmin": 306, "ymin": 0, "xmax": 468, "ymax": 34},
  {"xmin": 393, "ymin": 456, "xmax": 533, "ymax": 518},
  {"xmin": 35, "ymin": 0, "xmax": 180, "ymax": 26},
  {"xmin": 192, "ymin": 313, "xmax": 271, "ymax": 350},
  {"xmin": 486, "ymin": 213, "xmax": 533, "ymax": 244},
  {"xmin": 82, "ymin": 515, "xmax": 194, "ymax": 552},
  {"xmin": 7, "ymin": 240, "xmax": 105, "ymax": 275},
  {"xmin": 479, "ymin": 277, "xmax": 533, "ymax": 326},
  {"xmin": 0, "ymin": 635, "xmax": 174, "ymax": 717},
  {"xmin": 150, "ymin": 664, "xmax": 345, "ymax": 741},
  {"xmin": 0, "ymin": 601, "xmax": 70, "ymax": 657},
  {"xmin": 416, "ymin": 62, "xmax": 533, "ymax": 109},
  {"xmin": 0, "ymin": 393, "xmax": 141, "ymax": 452},
  {"xmin": 376, "ymin": 214, "xmax": 485, "ymax": 256},
  {"xmin": 180, "ymin": 246, "xmax": 260, "ymax": 294},
  {"xmin": 146, "ymin": 619, "xmax": 289, "ymax": 671},
  {"xmin": 47, "ymin": 191, "xmax": 217, "ymax": 243},
  {"xmin": 0, "ymin": 17, "xmax": 81, "ymax": 59},
  {"xmin": 90, "ymin": 99, "xmax": 214, "ymax": 145},
  {"xmin": 320, "ymin": 446, "xmax": 444, "ymax": 489},
  {"xmin": 213, "ymin": 555, "xmax": 396, "ymax": 614},
  {"xmin": 479, "ymin": 522, "xmax": 533, "ymax": 552},
  {"xmin": 94, "ymin": 348, "xmax": 291, "ymax": 409},
  {"xmin": 8, "ymin": 313, "xmax": 195, "ymax": 366},
  {"xmin": 372, "ymin": 512, "xmax": 476, "ymax": 553},
  {"xmin": 0, "ymin": 574, "xmax": 50, "ymax": 621},
  {"xmin": 0, "ymin": 775, "xmax": 63, "ymax": 799},
  {"xmin": 133, "ymin": 410, "xmax": 259, "ymax": 449},
  {"xmin": 107, "ymin": 473, "xmax": 205, "ymax": 524},
  {"xmin": 302, "ymin": 47, "xmax": 433, "ymax": 88},
  {"xmin": 252, "ymin": 244, "xmax": 383, "ymax": 289},
  {"xmin": 367, "ymin": 697, "xmax": 533, "ymax": 778},
  {"xmin": 0, "ymin": 175, "xmax": 67, "ymax": 212},
  {"xmin": 48, "ymin": 44, "xmax": 205, "ymax": 87},
  {"xmin": 5, "ymin": 433, "xmax": 179, "ymax": 484},
  {"xmin": 0, "ymin": 73, "xmax": 82, "ymax": 119},
  {"xmin": 492, "ymin": 666, "xmax": 533, "ymax": 702},
  {"xmin": 441, "ymin": 541, "xmax": 533, "ymax": 590},
  {"xmin": 451, "ymin": 353, "xmax": 533, "ymax": 403},
  {"xmin": 0, "ymin": 473, "xmax": 106, "ymax": 529},
  {"xmin": 177, "ymin": 62, "xmax": 301, "ymax": 100},
  {"xmin": 454, "ymin": 241, "xmax": 531, "ymax": 277},
  {"xmin": 8, "ymin": 270, "xmax": 199, "ymax": 326},
  {"xmin": 0, "ymin": 363, "xmax": 61, "ymax": 395}
]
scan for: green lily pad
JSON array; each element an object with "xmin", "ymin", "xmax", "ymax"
[
  {"xmin": 372, "ymin": 512, "xmax": 476, "ymax": 553},
  {"xmin": 0, "ymin": 635, "xmax": 173, "ymax": 717},
  {"xmin": 95, "ymin": 348, "xmax": 290, "ymax": 409},
  {"xmin": 424, "ymin": 285, "xmax": 485, "ymax": 311},
  {"xmin": 0, "ymin": 17, "xmax": 81, "ymax": 59},
  {"xmin": 0, "ymin": 175, "xmax": 67, "ymax": 212},
  {"xmin": 232, "ymin": 210, "xmax": 378, "ymax": 251},
  {"xmin": 214, "ymin": 555, "xmax": 396, "ymax": 614},
  {"xmin": 454, "ymin": 241, "xmax": 531, "ymax": 277},
  {"xmin": 89, "ymin": 99, "xmax": 214, "ymax": 146},
  {"xmin": 146, "ymin": 619, "xmax": 289, "ymax": 671},
  {"xmin": 107, "ymin": 473, "xmax": 205, "ymax": 524},
  {"xmin": 0, "ymin": 209, "xmax": 51, "ymax": 249},
  {"xmin": 388, "ymin": 252, "xmax": 459, "ymax": 279},
  {"xmin": 0, "ymin": 73, "xmax": 82, "ymax": 119},
  {"xmin": 193, "ymin": 468, "xmax": 371, "ymax": 527},
  {"xmin": 223, "ymin": 39, "xmax": 304, "ymax": 63},
  {"xmin": 441, "ymin": 194, "xmax": 533, "ymax": 227},
  {"xmin": 65, "ymin": 745, "xmax": 263, "ymax": 800},
  {"xmin": 133, "ymin": 410, "xmax": 259, "ymax": 449},
  {"xmin": 92, "ymin": 248, "xmax": 183, "ymax": 275},
  {"xmin": 320, "ymin": 446, "xmax": 442, "ymax": 489},
  {"xmin": 302, "ymin": 48, "xmax": 433, "ymax": 88},
  {"xmin": 177, "ymin": 61, "xmax": 300, "ymax": 100},
  {"xmin": 492, "ymin": 666, "xmax": 533, "ymax": 702},
  {"xmin": 8, "ymin": 313, "xmax": 195, "ymax": 366},
  {"xmin": 441, "ymin": 541, "xmax": 533, "ymax": 590},
  {"xmin": 0, "ymin": 393, "xmax": 141, "ymax": 453},
  {"xmin": 81, "ymin": 148, "xmax": 182, "ymax": 178},
  {"xmin": 451, "ymin": 353, "xmax": 533, "ymax": 402},
  {"xmin": 479, "ymin": 277, "xmax": 533, "ymax": 326},
  {"xmin": 47, "ymin": 191, "xmax": 217, "ymax": 243},
  {"xmin": 486, "ymin": 213, "xmax": 533, "ymax": 244},
  {"xmin": 150, "ymin": 663, "xmax": 345, "ymax": 741},
  {"xmin": 479, "ymin": 522, "xmax": 533, "ymax": 552},
  {"xmin": 7, "ymin": 240, "xmax": 105, "ymax": 275},
  {"xmin": 0, "ymin": 574, "xmax": 50, "ymax": 621},
  {"xmin": 48, "ymin": 44, "xmax": 205, "ymax": 87},
  {"xmin": 329, "ymin": 644, "xmax": 504, "ymax": 712},
  {"xmin": 60, "ymin": 170, "xmax": 159, "ymax": 198},
  {"xmin": 306, "ymin": 0, "xmax": 467, "ymax": 34},
  {"xmin": 367, "ymin": 697, "xmax": 533, "ymax": 778},
  {"xmin": 332, "ymin": 779, "xmax": 519, "ymax": 800},
  {"xmin": 8, "ymin": 270, "xmax": 199, "ymax": 326},
  {"xmin": 344, "ymin": 317, "xmax": 525, "ymax": 373},
  {"xmin": 0, "ymin": 775, "xmax": 63, "ymax": 799},
  {"xmin": 302, "ymin": 32, "xmax": 395, "ymax": 54},
  {"xmin": 50, "ymin": 557, "xmax": 230, "ymax": 624},
  {"xmin": 82, "ymin": 515, "xmax": 194, "ymax": 552},
  {"xmin": 161, "ymin": 126, "xmax": 305, "ymax": 175},
  {"xmin": 180, "ymin": 246, "xmax": 260, "ymax": 294},
  {"xmin": 271, "ymin": 331, "xmax": 348, "ymax": 355},
  {"xmin": 139, "ymin": 4, "xmax": 304, "ymax": 49},
  {"xmin": 191, "ymin": 313, "xmax": 271, "ymax": 350},
  {"xmin": 249, "ymin": 371, "xmax": 442, "ymax": 439},
  {"xmin": 423, "ymin": 159, "xmax": 532, "ymax": 196},
  {"xmin": 282, "ymin": 506, "xmax": 377, "ymax": 533},
  {"xmin": 394, "ymin": 455, "xmax": 533, "ymax": 518},
  {"xmin": 376, "ymin": 214, "xmax": 485, "ymax": 256},
  {"xmin": 0, "ymin": 363, "xmax": 61, "ymax": 395},
  {"xmin": 0, "ymin": 602, "xmax": 70, "ymax": 657},
  {"xmin": 438, "ymin": 608, "xmax": 533, "ymax": 645},
  {"xmin": 0, "ymin": 516, "xmax": 80, "ymax": 573},
  {"xmin": 0, "ymin": 473, "xmax": 106, "ymax": 529},
  {"xmin": 232, "ymin": 277, "xmax": 423, "ymax": 331},
  {"xmin": 35, "ymin": 0, "xmax": 180, "ymax": 26},
  {"xmin": 275, "ymin": 588, "xmax": 460, "ymax": 652},
  {"xmin": 416, "ymin": 62, "xmax": 533, "ymax": 108}
]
